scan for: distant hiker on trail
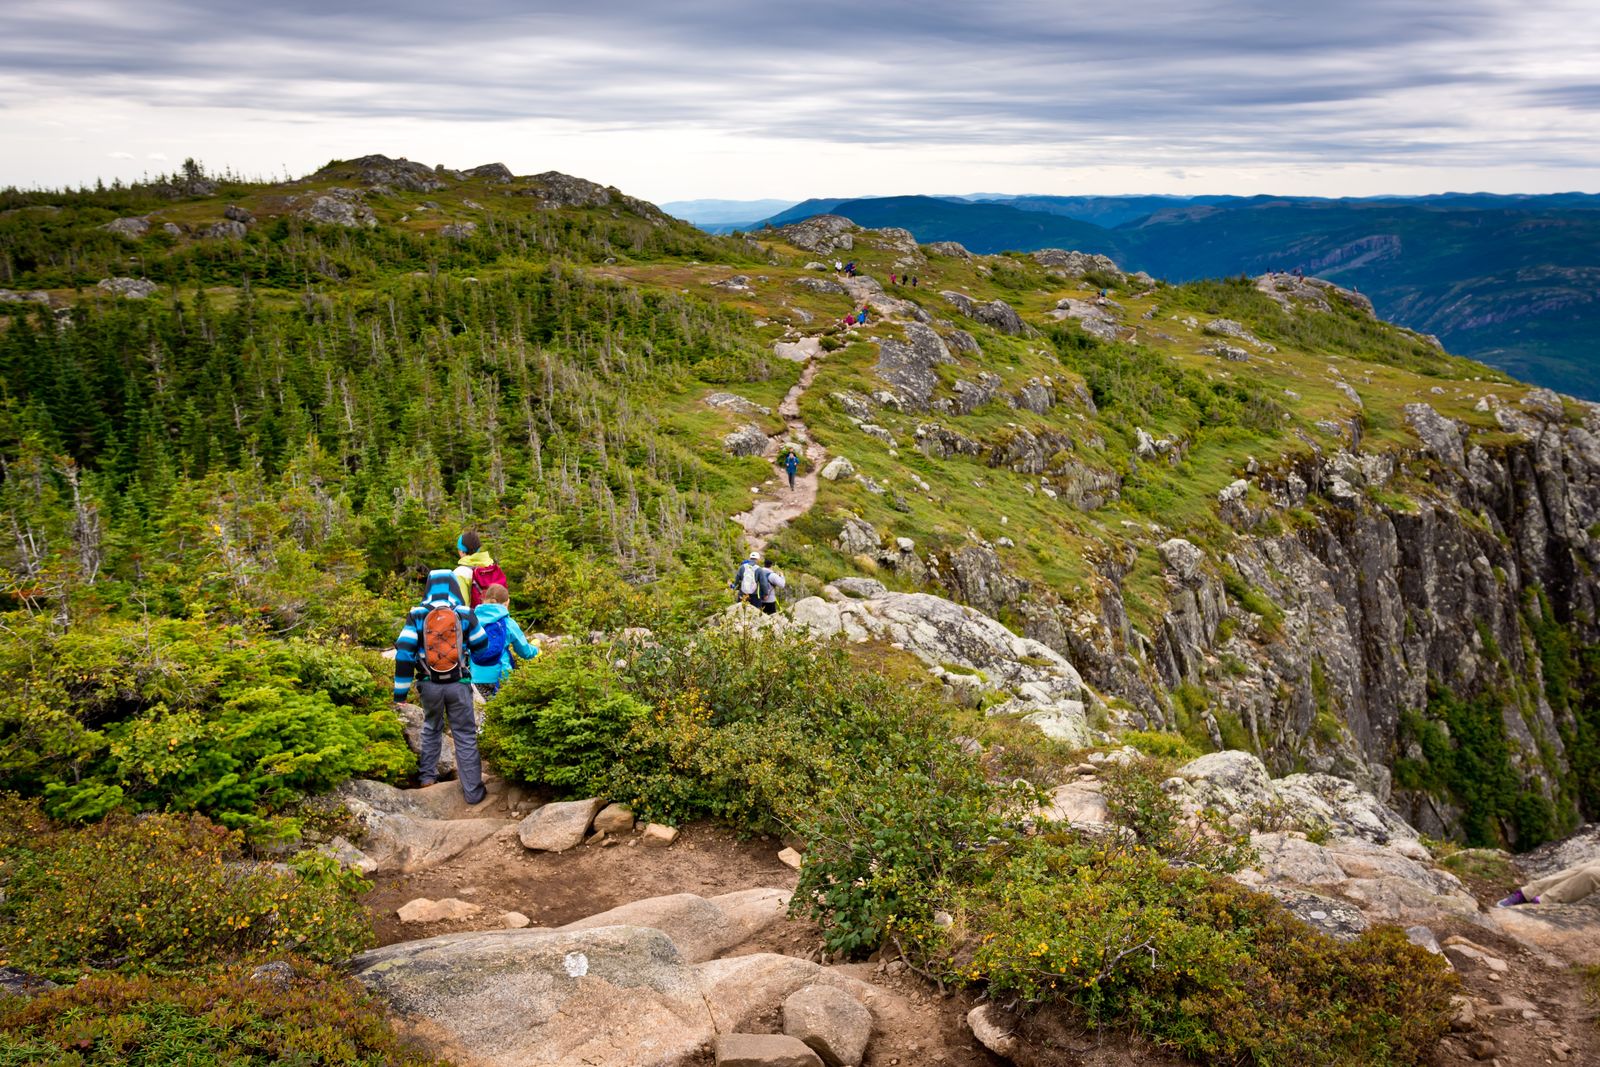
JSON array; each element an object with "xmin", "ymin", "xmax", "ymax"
[
  {"xmin": 470, "ymin": 583, "xmax": 539, "ymax": 699},
  {"xmin": 856, "ymin": 307, "xmax": 868, "ymax": 325},
  {"xmin": 911, "ymin": 275, "xmax": 919, "ymax": 288},
  {"xmin": 890, "ymin": 273, "xmax": 898, "ymax": 286},
  {"xmin": 844, "ymin": 261, "xmax": 856, "ymax": 277},
  {"xmin": 394, "ymin": 569, "xmax": 492, "ymax": 804},
  {"xmin": 834, "ymin": 259, "xmax": 843, "ymax": 272},
  {"xmin": 783, "ymin": 449, "xmax": 800, "ymax": 490},
  {"xmin": 453, "ymin": 530, "xmax": 507, "ymax": 607},
  {"xmin": 1498, "ymin": 857, "xmax": 1600, "ymax": 907}
]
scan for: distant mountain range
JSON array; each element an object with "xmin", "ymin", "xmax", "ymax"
[{"xmin": 675, "ymin": 192, "xmax": 1600, "ymax": 399}]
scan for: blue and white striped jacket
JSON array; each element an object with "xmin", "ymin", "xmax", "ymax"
[{"xmin": 394, "ymin": 568, "xmax": 490, "ymax": 700}]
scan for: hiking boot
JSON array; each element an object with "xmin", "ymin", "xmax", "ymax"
[{"xmin": 1495, "ymin": 889, "xmax": 1531, "ymax": 907}]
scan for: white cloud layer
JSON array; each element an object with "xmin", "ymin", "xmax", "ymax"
[{"xmin": 2, "ymin": 0, "xmax": 1598, "ymax": 198}]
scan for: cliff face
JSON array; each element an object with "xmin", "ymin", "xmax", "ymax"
[{"xmin": 930, "ymin": 392, "xmax": 1600, "ymax": 844}]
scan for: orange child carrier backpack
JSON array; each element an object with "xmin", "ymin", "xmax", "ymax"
[{"xmin": 421, "ymin": 604, "xmax": 465, "ymax": 682}]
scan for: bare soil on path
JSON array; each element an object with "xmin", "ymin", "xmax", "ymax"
[{"xmin": 732, "ymin": 355, "xmax": 826, "ymax": 554}]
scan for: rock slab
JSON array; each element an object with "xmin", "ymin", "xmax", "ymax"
[{"xmin": 716, "ymin": 1033, "xmax": 823, "ymax": 1067}]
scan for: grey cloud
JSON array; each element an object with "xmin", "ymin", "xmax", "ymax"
[{"xmin": 0, "ymin": 0, "xmax": 1593, "ymax": 172}]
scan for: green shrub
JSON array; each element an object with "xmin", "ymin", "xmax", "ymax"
[
  {"xmin": 0, "ymin": 960, "xmax": 443, "ymax": 1065},
  {"xmin": 0, "ymin": 617, "xmax": 410, "ymax": 835},
  {"xmin": 479, "ymin": 646, "xmax": 649, "ymax": 795},
  {"xmin": 789, "ymin": 733, "xmax": 1032, "ymax": 957},
  {"xmin": 1120, "ymin": 730, "xmax": 1202, "ymax": 762},
  {"xmin": 1396, "ymin": 684, "xmax": 1555, "ymax": 848},
  {"xmin": 948, "ymin": 834, "xmax": 1457, "ymax": 1065},
  {"xmin": 0, "ymin": 801, "xmax": 373, "ymax": 981}
]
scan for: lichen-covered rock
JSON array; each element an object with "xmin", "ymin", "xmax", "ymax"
[
  {"xmin": 873, "ymin": 323, "xmax": 954, "ymax": 410},
  {"xmin": 1403, "ymin": 402, "xmax": 1465, "ymax": 468},
  {"xmin": 820, "ymin": 456, "xmax": 856, "ymax": 481},
  {"xmin": 300, "ymin": 194, "xmax": 376, "ymax": 228},
  {"xmin": 833, "ymin": 513, "xmax": 878, "ymax": 554},
  {"xmin": 202, "ymin": 219, "xmax": 248, "ymax": 240},
  {"xmin": 103, "ymin": 216, "xmax": 149, "ymax": 238},
  {"xmin": 315, "ymin": 154, "xmax": 446, "ymax": 192},
  {"xmin": 706, "ymin": 392, "xmax": 772, "ymax": 417},
  {"xmin": 1031, "ymin": 248, "xmax": 1122, "ymax": 277},
  {"xmin": 1158, "ymin": 538, "xmax": 1206, "ymax": 583},
  {"xmin": 724, "ymin": 424, "xmax": 770, "ymax": 457},
  {"xmin": 776, "ymin": 215, "xmax": 857, "ymax": 255},
  {"xmin": 924, "ymin": 240, "xmax": 971, "ymax": 259},
  {"xmin": 96, "ymin": 277, "xmax": 158, "ymax": 299}
]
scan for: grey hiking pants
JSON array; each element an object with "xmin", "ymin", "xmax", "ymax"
[{"xmin": 417, "ymin": 679, "xmax": 486, "ymax": 804}]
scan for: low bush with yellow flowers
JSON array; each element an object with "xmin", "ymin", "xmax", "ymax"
[{"xmin": 0, "ymin": 797, "xmax": 371, "ymax": 983}]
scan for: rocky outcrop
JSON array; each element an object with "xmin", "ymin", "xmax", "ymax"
[
  {"xmin": 777, "ymin": 215, "xmax": 856, "ymax": 256},
  {"xmin": 940, "ymin": 292, "xmax": 1030, "ymax": 336},
  {"xmin": 103, "ymin": 216, "xmax": 150, "ymax": 238},
  {"xmin": 706, "ymin": 392, "xmax": 772, "ymax": 417},
  {"xmin": 785, "ymin": 587, "xmax": 1086, "ymax": 724},
  {"xmin": 924, "ymin": 240, "xmax": 971, "ymax": 259},
  {"xmin": 95, "ymin": 277, "xmax": 158, "ymax": 299},
  {"xmin": 315, "ymin": 154, "xmax": 446, "ymax": 193},
  {"xmin": 1031, "ymin": 249, "xmax": 1122, "ymax": 278},
  {"xmin": 1050, "ymin": 297, "xmax": 1121, "ymax": 341},
  {"xmin": 873, "ymin": 323, "xmax": 953, "ymax": 410},
  {"xmin": 1203, "ymin": 318, "xmax": 1276, "ymax": 352},
  {"xmin": 512, "ymin": 172, "xmax": 608, "ymax": 208},
  {"xmin": 202, "ymin": 219, "xmax": 248, "ymax": 240},
  {"xmin": 300, "ymin": 192, "xmax": 377, "ymax": 228},
  {"xmin": 1255, "ymin": 272, "xmax": 1375, "ymax": 317}
]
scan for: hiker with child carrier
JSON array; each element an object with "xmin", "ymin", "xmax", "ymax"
[
  {"xmin": 729, "ymin": 551, "xmax": 786, "ymax": 615},
  {"xmin": 394, "ymin": 530, "xmax": 538, "ymax": 804}
]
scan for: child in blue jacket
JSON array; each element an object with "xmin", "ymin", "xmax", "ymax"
[{"xmin": 469, "ymin": 584, "xmax": 539, "ymax": 698}]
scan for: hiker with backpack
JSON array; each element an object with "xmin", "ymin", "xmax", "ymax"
[
  {"xmin": 470, "ymin": 583, "xmax": 539, "ymax": 699},
  {"xmin": 729, "ymin": 552, "xmax": 785, "ymax": 614},
  {"xmin": 782, "ymin": 448, "xmax": 800, "ymax": 491},
  {"xmin": 730, "ymin": 552, "xmax": 762, "ymax": 602},
  {"xmin": 453, "ymin": 530, "xmax": 507, "ymax": 607},
  {"xmin": 752, "ymin": 564, "xmax": 786, "ymax": 614},
  {"xmin": 394, "ymin": 569, "xmax": 494, "ymax": 804}
]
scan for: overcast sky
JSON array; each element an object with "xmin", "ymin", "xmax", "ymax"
[{"xmin": 3, "ymin": 1, "xmax": 1599, "ymax": 201}]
